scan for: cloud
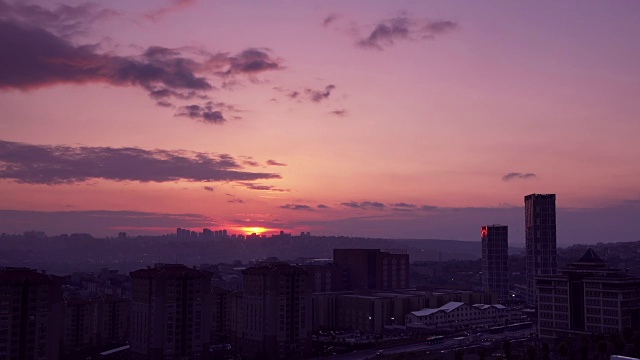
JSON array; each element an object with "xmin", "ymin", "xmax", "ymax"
[
  {"xmin": 227, "ymin": 198, "xmax": 245, "ymax": 204},
  {"xmin": 274, "ymin": 84, "xmax": 337, "ymax": 104},
  {"xmin": 203, "ymin": 186, "xmax": 214, "ymax": 192},
  {"xmin": 0, "ymin": 0, "xmax": 120, "ymax": 38},
  {"xmin": 242, "ymin": 160, "xmax": 260, "ymax": 167},
  {"xmin": 355, "ymin": 16, "xmax": 458, "ymax": 50},
  {"xmin": 280, "ymin": 204, "xmax": 314, "ymax": 211},
  {"xmin": 322, "ymin": 14, "xmax": 339, "ymax": 27},
  {"xmin": 392, "ymin": 203, "xmax": 417, "ymax": 208},
  {"xmin": 175, "ymin": 101, "xmax": 241, "ymax": 124},
  {"xmin": 502, "ymin": 172, "xmax": 537, "ymax": 182},
  {"xmin": 0, "ymin": 139, "xmax": 281, "ymax": 185},
  {"xmin": 216, "ymin": 48, "xmax": 284, "ymax": 78},
  {"xmin": 266, "ymin": 159, "xmax": 287, "ymax": 167},
  {"xmin": 306, "ymin": 84, "xmax": 336, "ymax": 103},
  {"xmin": 145, "ymin": 0, "xmax": 196, "ymax": 23},
  {"xmin": 340, "ymin": 201, "xmax": 386, "ymax": 210},
  {"xmin": 329, "ymin": 109, "xmax": 348, "ymax": 117},
  {"xmin": 236, "ymin": 182, "xmax": 290, "ymax": 192},
  {"xmin": 317, "ymin": 204, "xmax": 330, "ymax": 209},
  {"xmin": 0, "ymin": 17, "xmax": 283, "ymax": 118}
]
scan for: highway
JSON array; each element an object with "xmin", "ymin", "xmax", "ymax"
[{"xmin": 315, "ymin": 329, "xmax": 535, "ymax": 360}]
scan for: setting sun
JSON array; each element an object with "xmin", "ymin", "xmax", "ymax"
[{"xmin": 241, "ymin": 227, "xmax": 268, "ymax": 235}]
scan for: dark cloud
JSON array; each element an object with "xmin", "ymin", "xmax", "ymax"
[
  {"xmin": 322, "ymin": 14, "xmax": 339, "ymax": 27},
  {"xmin": 0, "ymin": 0, "xmax": 120, "ymax": 38},
  {"xmin": 227, "ymin": 198, "xmax": 245, "ymax": 204},
  {"xmin": 217, "ymin": 48, "xmax": 284, "ymax": 78},
  {"xmin": 340, "ymin": 201, "xmax": 386, "ymax": 210},
  {"xmin": 266, "ymin": 160, "xmax": 287, "ymax": 167},
  {"xmin": 274, "ymin": 85, "xmax": 337, "ymax": 104},
  {"xmin": 280, "ymin": 204, "xmax": 314, "ymax": 211},
  {"xmin": 356, "ymin": 16, "xmax": 458, "ymax": 50},
  {"xmin": 145, "ymin": 0, "xmax": 196, "ymax": 23},
  {"xmin": 0, "ymin": 139, "xmax": 280, "ymax": 185},
  {"xmin": 317, "ymin": 204, "xmax": 330, "ymax": 209},
  {"xmin": 306, "ymin": 84, "xmax": 336, "ymax": 103},
  {"xmin": 237, "ymin": 182, "xmax": 290, "ymax": 192},
  {"xmin": 329, "ymin": 109, "xmax": 348, "ymax": 117},
  {"xmin": 502, "ymin": 172, "xmax": 537, "ymax": 182},
  {"xmin": 392, "ymin": 203, "xmax": 416, "ymax": 208},
  {"xmin": 0, "ymin": 16, "xmax": 283, "ymax": 118},
  {"xmin": 242, "ymin": 160, "xmax": 260, "ymax": 167},
  {"xmin": 203, "ymin": 186, "xmax": 214, "ymax": 192},
  {"xmin": 175, "ymin": 101, "xmax": 240, "ymax": 124}
]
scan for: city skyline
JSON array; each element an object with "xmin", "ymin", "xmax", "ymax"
[{"xmin": 1, "ymin": 1, "xmax": 640, "ymax": 243}]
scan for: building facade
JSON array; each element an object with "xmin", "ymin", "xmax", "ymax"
[
  {"xmin": 525, "ymin": 193, "xmax": 557, "ymax": 305},
  {"xmin": 0, "ymin": 268, "xmax": 64, "ymax": 360},
  {"xmin": 481, "ymin": 225, "xmax": 509, "ymax": 303},
  {"xmin": 405, "ymin": 302, "xmax": 507, "ymax": 331},
  {"xmin": 240, "ymin": 264, "xmax": 312, "ymax": 360},
  {"xmin": 333, "ymin": 249, "xmax": 409, "ymax": 291},
  {"xmin": 210, "ymin": 287, "xmax": 231, "ymax": 344},
  {"xmin": 536, "ymin": 249, "xmax": 640, "ymax": 338},
  {"xmin": 129, "ymin": 264, "xmax": 212, "ymax": 360}
]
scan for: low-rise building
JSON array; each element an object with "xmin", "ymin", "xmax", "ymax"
[{"xmin": 405, "ymin": 302, "xmax": 507, "ymax": 331}]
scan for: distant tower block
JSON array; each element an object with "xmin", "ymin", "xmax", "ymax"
[{"xmin": 481, "ymin": 225, "xmax": 509, "ymax": 303}]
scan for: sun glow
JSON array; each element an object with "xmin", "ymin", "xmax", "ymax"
[{"xmin": 242, "ymin": 227, "xmax": 268, "ymax": 235}]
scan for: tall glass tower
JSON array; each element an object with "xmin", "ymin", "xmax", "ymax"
[{"xmin": 525, "ymin": 193, "xmax": 557, "ymax": 305}]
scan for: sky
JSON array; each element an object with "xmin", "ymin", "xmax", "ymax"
[{"xmin": 1, "ymin": 0, "xmax": 639, "ymax": 244}]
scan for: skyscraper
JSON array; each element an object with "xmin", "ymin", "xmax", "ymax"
[
  {"xmin": 525, "ymin": 193, "xmax": 558, "ymax": 305},
  {"xmin": 481, "ymin": 225, "xmax": 509, "ymax": 303},
  {"xmin": 129, "ymin": 264, "xmax": 212, "ymax": 360}
]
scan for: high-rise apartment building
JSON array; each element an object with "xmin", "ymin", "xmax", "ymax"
[
  {"xmin": 63, "ymin": 298, "xmax": 93, "ymax": 356},
  {"xmin": 240, "ymin": 263, "xmax": 312, "ymax": 360},
  {"xmin": 525, "ymin": 193, "xmax": 557, "ymax": 305},
  {"xmin": 210, "ymin": 287, "xmax": 231, "ymax": 344},
  {"xmin": 481, "ymin": 225, "xmax": 509, "ymax": 303},
  {"xmin": 93, "ymin": 295, "xmax": 129, "ymax": 348},
  {"xmin": 536, "ymin": 249, "xmax": 640, "ymax": 338},
  {"xmin": 332, "ymin": 249, "xmax": 409, "ymax": 291},
  {"xmin": 0, "ymin": 267, "xmax": 64, "ymax": 360},
  {"xmin": 129, "ymin": 264, "xmax": 212, "ymax": 360}
]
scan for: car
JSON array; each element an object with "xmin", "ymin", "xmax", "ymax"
[{"xmin": 376, "ymin": 350, "xmax": 384, "ymax": 356}]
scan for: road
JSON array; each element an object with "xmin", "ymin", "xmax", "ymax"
[{"xmin": 315, "ymin": 329, "xmax": 536, "ymax": 360}]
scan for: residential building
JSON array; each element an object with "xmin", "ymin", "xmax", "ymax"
[
  {"xmin": 333, "ymin": 249, "xmax": 409, "ymax": 291},
  {"xmin": 481, "ymin": 225, "xmax": 509, "ymax": 303},
  {"xmin": 536, "ymin": 248, "xmax": 640, "ymax": 338},
  {"xmin": 0, "ymin": 267, "xmax": 64, "ymax": 360},
  {"xmin": 525, "ymin": 193, "xmax": 557, "ymax": 305},
  {"xmin": 240, "ymin": 263, "xmax": 312, "ymax": 360},
  {"xmin": 93, "ymin": 295, "xmax": 129, "ymax": 349},
  {"xmin": 210, "ymin": 287, "xmax": 231, "ymax": 344},
  {"xmin": 129, "ymin": 264, "xmax": 212, "ymax": 360},
  {"xmin": 63, "ymin": 297, "xmax": 93, "ymax": 356}
]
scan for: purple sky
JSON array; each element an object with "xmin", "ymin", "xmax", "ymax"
[{"xmin": 1, "ymin": 0, "xmax": 639, "ymax": 244}]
